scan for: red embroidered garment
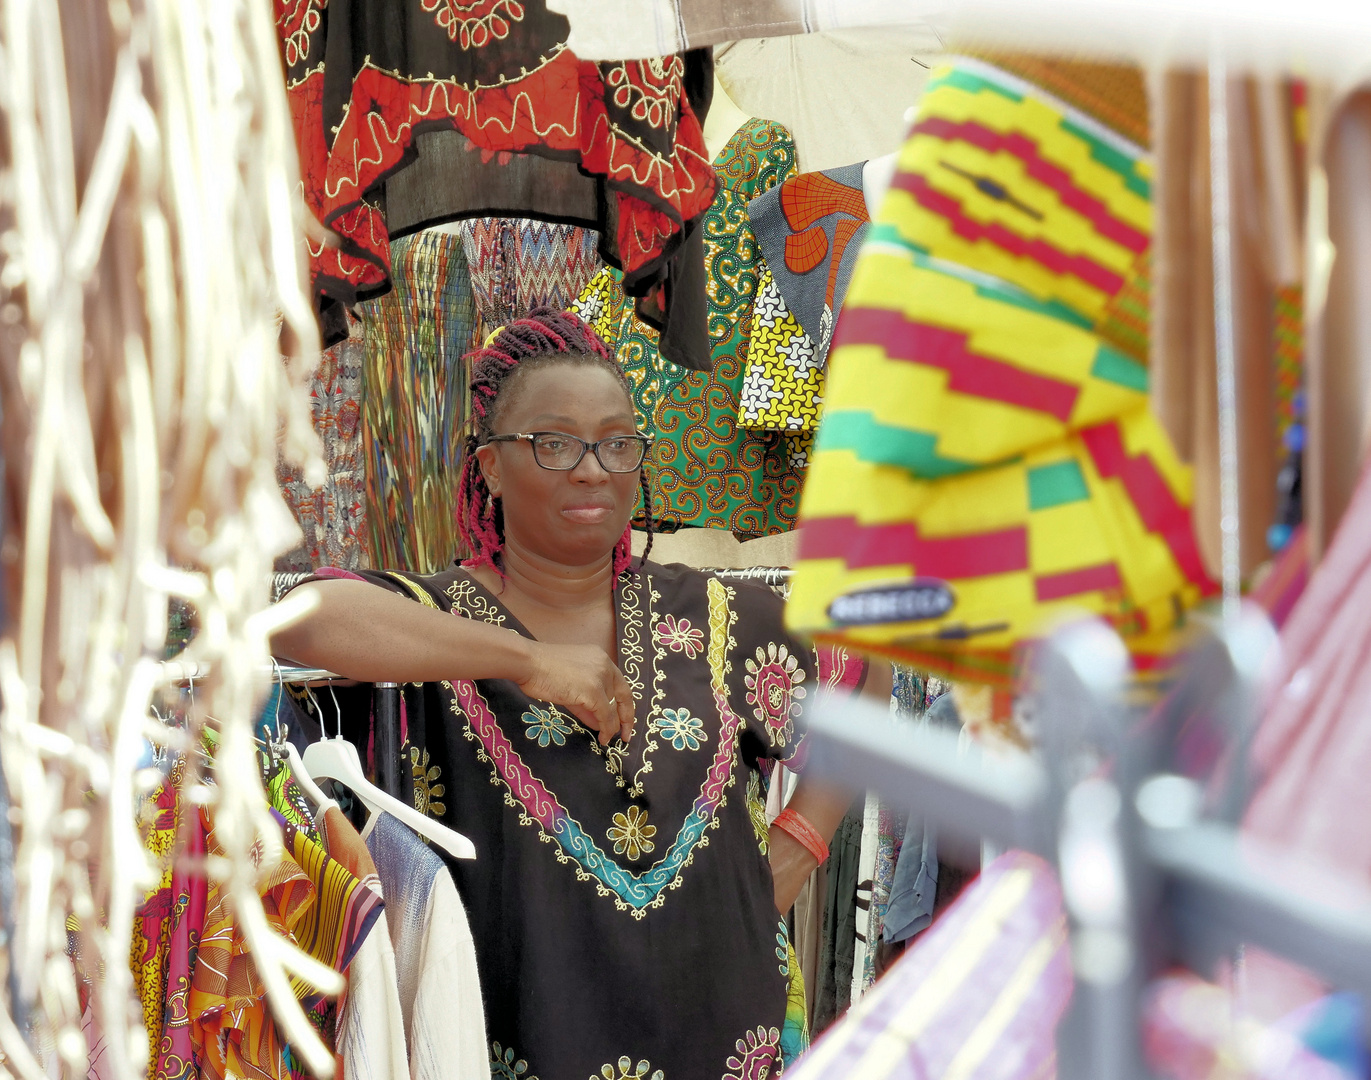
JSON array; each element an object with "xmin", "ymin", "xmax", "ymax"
[{"xmin": 276, "ymin": 0, "xmax": 717, "ymax": 351}]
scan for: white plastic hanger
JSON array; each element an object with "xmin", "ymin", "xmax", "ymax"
[{"xmin": 301, "ymin": 682, "xmax": 476, "ymax": 860}]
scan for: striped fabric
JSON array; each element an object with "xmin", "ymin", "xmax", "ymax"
[
  {"xmin": 359, "ymin": 231, "xmax": 475, "ymax": 573},
  {"xmin": 787, "ymin": 851, "xmax": 1071, "ymax": 1080},
  {"xmin": 890, "ymin": 58, "xmax": 1152, "ymax": 329},
  {"xmin": 788, "ymin": 59, "xmax": 1213, "ymax": 682}
]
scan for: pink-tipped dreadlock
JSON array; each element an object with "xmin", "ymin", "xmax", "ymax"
[{"xmin": 456, "ymin": 307, "xmax": 653, "ymax": 580}]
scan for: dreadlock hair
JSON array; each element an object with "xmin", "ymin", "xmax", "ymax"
[{"xmin": 456, "ymin": 306, "xmax": 654, "ymax": 580}]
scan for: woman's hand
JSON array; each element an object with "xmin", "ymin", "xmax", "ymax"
[{"xmin": 516, "ymin": 641, "xmax": 636, "ymax": 746}]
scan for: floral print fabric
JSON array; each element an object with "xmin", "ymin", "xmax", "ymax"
[{"xmin": 329, "ymin": 561, "xmax": 847, "ymax": 1080}]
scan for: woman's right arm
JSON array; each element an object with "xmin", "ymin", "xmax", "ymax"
[{"xmin": 270, "ymin": 579, "xmax": 634, "ymax": 744}]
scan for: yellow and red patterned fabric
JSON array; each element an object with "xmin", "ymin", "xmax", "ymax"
[
  {"xmin": 789, "ymin": 59, "xmax": 1214, "ymax": 679},
  {"xmin": 889, "ymin": 57, "xmax": 1152, "ymax": 328}
]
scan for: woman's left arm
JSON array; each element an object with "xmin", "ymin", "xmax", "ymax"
[{"xmin": 768, "ymin": 658, "xmax": 895, "ymax": 913}]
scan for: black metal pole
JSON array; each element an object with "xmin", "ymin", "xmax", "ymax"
[{"xmin": 374, "ymin": 682, "xmax": 402, "ymax": 799}]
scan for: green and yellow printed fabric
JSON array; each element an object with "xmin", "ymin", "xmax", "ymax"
[{"xmin": 572, "ymin": 118, "xmax": 807, "ymax": 536}]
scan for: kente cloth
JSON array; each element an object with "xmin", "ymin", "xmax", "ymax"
[
  {"xmin": 788, "ymin": 58, "xmax": 1213, "ymax": 677},
  {"xmin": 572, "ymin": 117, "xmax": 809, "ymax": 535},
  {"xmin": 319, "ymin": 807, "xmax": 409, "ymax": 1080},
  {"xmin": 886, "ymin": 57, "xmax": 1153, "ymax": 339},
  {"xmin": 312, "ymin": 562, "xmax": 860, "ymax": 1080},
  {"xmin": 1142, "ymin": 974, "xmax": 1360, "ymax": 1080},
  {"xmin": 738, "ymin": 264, "xmax": 825, "ymax": 432},
  {"xmin": 1246, "ymin": 458, "xmax": 1371, "ymax": 880},
  {"xmin": 364, "ymin": 811, "xmax": 489, "ymax": 1080},
  {"xmin": 357, "ymin": 230, "xmax": 475, "ymax": 574},
  {"xmin": 276, "ymin": 310, "xmax": 369, "ymax": 574},
  {"xmin": 747, "ymin": 162, "xmax": 870, "ymax": 364},
  {"xmin": 131, "ymin": 766, "xmax": 181, "ymax": 1072},
  {"xmin": 789, "ymin": 850, "xmax": 1072, "ymax": 1080},
  {"xmin": 277, "ymin": 0, "xmax": 716, "ymax": 359},
  {"xmin": 457, "ymin": 218, "xmax": 603, "ymax": 357},
  {"xmin": 153, "ymin": 797, "xmax": 208, "ymax": 1080}
]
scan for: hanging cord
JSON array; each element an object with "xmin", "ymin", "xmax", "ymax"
[{"xmin": 1209, "ymin": 53, "xmax": 1242, "ymax": 621}]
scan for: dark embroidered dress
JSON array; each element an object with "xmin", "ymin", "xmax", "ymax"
[{"xmin": 340, "ymin": 561, "xmax": 849, "ymax": 1080}]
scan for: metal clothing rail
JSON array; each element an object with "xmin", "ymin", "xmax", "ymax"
[
  {"xmin": 160, "ymin": 658, "xmax": 406, "ymax": 798},
  {"xmin": 803, "ymin": 612, "xmax": 1371, "ymax": 1080}
]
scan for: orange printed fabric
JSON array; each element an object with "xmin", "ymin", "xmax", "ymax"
[
  {"xmin": 189, "ymin": 817, "xmax": 315, "ymax": 1080},
  {"xmin": 188, "ymin": 811, "xmax": 384, "ymax": 1080},
  {"xmin": 789, "ymin": 59, "xmax": 1214, "ymax": 674}
]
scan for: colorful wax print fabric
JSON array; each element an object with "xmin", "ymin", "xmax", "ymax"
[
  {"xmin": 277, "ymin": 311, "xmax": 369, "ymax": 573},
  {"xmin": 277, "ymin": 0, "xmax": 716, "ymax": 346},
  {"xmin": 572, "ymin": 118, "xmax": 809, "ymax": 535},
  {"xmin": 358, "ymin": 230, "xmax": 475, "ymax": 573},
  {"xmin": 153, "ymin": 796, "xmax": 208, "ymax": 1080},
  {"xmin": 188, "ymin": 809, "xmax": 383, "ymax": 1080},
  {"xmin": 458, "ymin": 219, "xmax": 603, "ymax": 357},
  {"xmin": 738, "ymin": 265, "xmax": 826, "ymax": 432},
  {"xmin": 323, "ymin": 562, "xmax": 855, "ymax": 1080},
  {"xmin": 789, "ymin": 59, "xmax": 1213, "ymax": 677},
  {"xmin": 747, "ymin": 162, "xmax": 871, "ymax": 363},
  {"xmin": 788, "ymin": 850, "xmax": 1072, "ymax": 1080},
  {"xmin": 131, "ymin": 766, "xmax": 181, "ymax": 1076}
]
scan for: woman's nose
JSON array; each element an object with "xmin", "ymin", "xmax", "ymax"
[{"xmin": 570, "ymin": 446, "xmax": 609, "ymax": 481}]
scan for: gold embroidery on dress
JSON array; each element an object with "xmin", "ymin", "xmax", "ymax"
[
  {"xmin": 384, "ymin": 571, "xmax": 442, "ymax": 610},
  {"xmin": 746, "ymin": 770, "xmax": 769, "ymax": 855},
  {"xmin": 595, "ymin": 1057, "xmax": 663, "ymax": 1080},
  {"xmin": 410, "ymin": 746, "xmax": 447, "ymax": 818},
  {"xmin": 444, "ymin": 574, "xmax": 507, "ymax": 625},
  {"xmin": 451, "ymin": 575, "xmax": 746, "ymax": 919}
]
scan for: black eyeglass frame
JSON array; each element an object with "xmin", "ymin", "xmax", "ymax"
[{"xmin": 484, "ymin": 430, "xmax": 653, "ymax": 473}]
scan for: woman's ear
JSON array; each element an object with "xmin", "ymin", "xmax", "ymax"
[{"xmin": 474, "ymin": 443, "xmax": 502, "ymax": 497}]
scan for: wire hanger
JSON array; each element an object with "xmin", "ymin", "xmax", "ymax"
[
  {"xmin": 301, "ymin": 680, "xmax": 476, "ymax": 860},
  {"xmin": 266, "ymin": 657, "xmax": 334, "ymax": 813}
]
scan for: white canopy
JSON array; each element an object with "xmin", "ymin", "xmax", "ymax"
[{"xmin": 549, "ymin": 0, "xmax": 1371, "ymax": 88}]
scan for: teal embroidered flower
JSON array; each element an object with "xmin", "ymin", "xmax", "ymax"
[
  {"xmin": 776, "ymin": 926, "xmax": 789, "ymax": 976},
  {"xmin": 522, "ymin": 705, "xmax": 572, "ymax": 748},
  {"xmin": 652, "ymin": 707, "xmax": 705, "ymax": 751},
  {"xmin": 490, "ymin": 1042, "xmax": 537, "ymax": 1080}
]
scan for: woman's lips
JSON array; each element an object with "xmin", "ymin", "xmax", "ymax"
[{"xmin": 561, "ymin": 505, "xmax": 614, "ymax": 524}]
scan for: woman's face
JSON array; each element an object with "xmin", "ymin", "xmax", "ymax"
[{"xmin": 475, "ymin": 362, "xmax": 640, "ymax": 569}]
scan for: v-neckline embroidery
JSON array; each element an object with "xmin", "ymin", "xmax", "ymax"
[
  {"xmin": 448, "ymin": 567, "xmax": 668, "ymax": 796},
  {"xmin": 440, "ymin": 574, "xmax": 746, "ymax": 916}
]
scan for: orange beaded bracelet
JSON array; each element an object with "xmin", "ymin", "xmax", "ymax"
[{"xmin": 773, "ymin": 807, "xmax": 830, "ymax": 865}]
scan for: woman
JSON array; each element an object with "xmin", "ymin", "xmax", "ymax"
[{"xmin": 273, "ymin": 309, "xmax": 861, "ymax": 1080}]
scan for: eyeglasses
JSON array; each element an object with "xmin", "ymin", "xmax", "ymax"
[{"xmin": 484, "ymin": 431, "xmax": 652, "ymax": 473}]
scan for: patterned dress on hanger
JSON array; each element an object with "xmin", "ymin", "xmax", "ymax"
[{"xmin": 573, "ymin": 119, "xmax": 809, "ymax": 537}]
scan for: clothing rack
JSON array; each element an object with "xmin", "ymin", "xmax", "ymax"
[
  {"xmin": 802, "ymin": 614, "xmax": 1371, "ymax": 1080},
  {"xmin": 161, "ymin": 659, "xmax": 406, "ymax": 799}
]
